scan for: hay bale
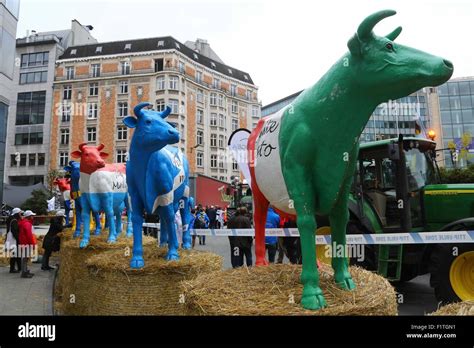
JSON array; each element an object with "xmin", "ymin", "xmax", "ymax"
[
  {"xmin": 57, "ymin": 231, "xmax": 155, "ymax": 315},
  {"xmin": 430, "ymin": 301, "xmax": 474, "ymax": 316},
  {"xmin": 83, "ymin": 245, "xmax": 222, "ymax": 315},
  {"xmin": 182, "ymin": 263, "xmax": 397, "ymax": 316}
]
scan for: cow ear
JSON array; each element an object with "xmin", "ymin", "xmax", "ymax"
[
  {"xmin": 123, "ymin": 116, "xmax": 137, "ymax": 128},
  {"xmin": 71, "ymin": 151, "xmax": 82, "ymax": 159},
  {"xmin": 385, "ymin": 26, "xmax": 402, "ymax": 41},
  {"xmin": 347, "ymin": 34, "xmax": 362, "ymax": 57},
  {"xmin": 99, "ymin": 152, "xmax": 109, "ymax": 159},
  {"xmin": 160, "ymin": 106, "xmax": 172, "ymax": 119}
]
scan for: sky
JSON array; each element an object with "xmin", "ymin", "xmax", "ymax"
[{"xmin": 16, "ymin": 0, "xmax": 474, "ymax": 105}]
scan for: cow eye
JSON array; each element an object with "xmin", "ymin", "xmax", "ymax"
[{"xmin": 386, "ymin": 43, "xmax": 394, "ymax": 51}]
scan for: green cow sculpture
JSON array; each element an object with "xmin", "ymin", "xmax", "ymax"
[{"xmin": 244, "ymin": 9, "xmax": 453, "ymax": 310}]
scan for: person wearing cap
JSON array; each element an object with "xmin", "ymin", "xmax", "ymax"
[
  {"xmin": 4, "ymin": 208, "xmax": 23, "ymax": 273},
  {"xmin": 18, "ymin": 210, "xmax": 37, "ymax": 278},
  {"xmin": 41, "ymin": 210, "xmax": 64, "ymax": 270}
]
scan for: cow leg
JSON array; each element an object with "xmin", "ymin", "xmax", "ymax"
[
  {"xmin": 80, "ymin": 197, "xmax": 92, "ymax": 248},
  {"xmin": 106, "ymin": 209, "xmax": 116, "ymax": 243},
  {"xmin": 125, "ymin": 195, "xmax": 133, "ymax": 237},
  {"xmin": 284, "ymin": 166, "xmax": 326, "ymax": 310},
  {"xmin": 158, "ymin": 205, "xmax": 179, "ymax": 260},
  {"xmin": 73, "ymin": 199, "xmax": 82, "ymax": 238},
  {"xmin": 252, "ymin": 192, "xmax": 269, "ymax": 266},
  {"xmin": 114, "ymin": 206, "xmax": 123, "ymax": 240},
  {"xmin": 180, "ymin": 198, "xmax": 192, "ymax": 250},
  {"xmin": 329, "ymin": 193, "xmax": 355, "ymax": 291},
  {"xmin": 130, "ymin": 195, "xmax": 145, "ymax": 269},
  {"xmin": 93, "ymin": 212, "xmax": 102, "ymax": 235}
]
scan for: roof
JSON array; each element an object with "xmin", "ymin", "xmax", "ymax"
[
  {"xmin": 359, "ymin": 137, "xmax": 436, "ymax": 150},
  {"xmin": 262, "ymin": 90, "xmax": 303, "ymax": 111},
  {"xmin": 59, "ymin": 36, "xmax": 254, "ymax": 84}
]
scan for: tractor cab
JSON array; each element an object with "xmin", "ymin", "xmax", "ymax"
[{"xmin": 354, "ymin": 136, "xmax": 438, "ymax": 232}]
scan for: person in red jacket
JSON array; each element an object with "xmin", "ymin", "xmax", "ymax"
[{"xmin": 18, "ymin": 210, "xmax": 37, "ymax": 278}]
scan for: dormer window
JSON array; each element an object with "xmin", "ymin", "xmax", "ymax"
[
  {"xmin": 70, "ymin": 49, "xmax": 77, "ymax": 55},
  {"xmin": 193, "ymin": 53, "xmax": 198, "ymax": 60},
  {"xmin": 228, "ymin": 68, "xmax": 232, "ymax": 75},
  {"xmin": 175, "ymin": 42, "xmax": 180, "ymax": 49},
  {"xmin": 211, "ymin": 62, "xmax": 216, "ymax": 68},
  {"xmin": 244, "ymin": 75, "xmax": 248, "ymax": 80},
  {"xmin": 157, "ymin": 40, "xmax": 164, "ymax": 47},
  {"xmin": 124, "ymin": 43, "xmax": 131, "ymax": 50},
  {"xmin": 95, "ymin": 46, "xmax": 102, "ymax": 53}
]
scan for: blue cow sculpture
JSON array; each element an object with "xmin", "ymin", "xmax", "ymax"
[
  {"xmin": 71, "ymin": 143, "xmax": 132, "ymax": 248},
  {"xmin": 64, "ymin": 161, "xmax": 102, "ymax": 237},
  {"xmin": 123, "ymin": 102, "xmax": 192, "ymax": 268}
]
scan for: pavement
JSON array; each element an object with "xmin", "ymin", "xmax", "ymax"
[{"xmin": 0, "ymin": 227, "xmax": 439, "ymax": 316}]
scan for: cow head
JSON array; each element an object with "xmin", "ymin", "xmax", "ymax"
[
  {"xmin": 347, "ymin": 10, "xmax": 453, "ymax": 100},
  {"xmin": 54, "ymin": 177, "xmax": 71, "ymax": 192},
  {"xmin": 123, "ymin": 102, "xmax": 180, "ymax": 152},
  {"xmin": 71, "ymin": 143, "xmax": 109, "ymax": 174},
  {"xmin": 64, "ymin": 161, "xmax": 81, "ymax": 187}
]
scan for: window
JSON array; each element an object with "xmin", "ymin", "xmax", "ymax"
[
  {"xmin": 60, "ymin": 129, "xmax": 69, "ymax": 145},
  {"xmin": 154, "ymin": 58, "xmax": 163, "ymax": 72},
  {"xmin": 14, "ymin": 132, "xmax": 43, "ymax": 145},
  {"xmin": 210, "ymin": 93, "xmax": 217, "ymax": 106},
  {"xmin": 218, "ymin": 94, "xmax": 224, "ymax": 107},
  {"xmin": 196, "ymin": 152, "xmax": 203, "ymax": 167},
  {"xmin": 119, "ymin": 80, "xmax": 129, "ymax": 94},
  {"xmin": 70, "ymin": 49, "xmax": 77, "ymax": 56},
  {"xmin": 246, "ymin": 90, "xmax": 252, "ymax": 100},
  {"xmin": 156, "ymin": 99, "xmax": 165, "ymax": 112},
  {"xmin": 66, "ymin": 66, "xmax": 74, "ymax": 80},
  {"xmin": 232, "ymin": 118, "xmax": 238, "ymax": 131},
  {"xmin": 156, "ymin": 76, "xmax": 166, "ymax": 90},
  {"xmin": 196, "ymin": 71, "xmax": 202, "ymax": 84},
  {"xmin": 87, "ymin": 103, "xmax": 98, "ymax": 119},
  {"xmin": 211, "ymin": 154, "xmax": 217, "ymax": 168},
  {"xmin": 19, "ymin": 154, "xmax": 27, "ymax": 167},
  {"xmin": 218, "ymin": 135, "xmax": 224, "ymax": 148},
  {"xmin": 19, "ymin": 71, "xmax": 47, "ymax": 84},
  {"xmin": 218, "ymin": 158, "xmax": 224, "ymax": 168},
  {"xmin": 230, "ymin": 84, "xmax": 237, "ymax": 96},
  {"xmin": 10, "ymin": 154, "xmax": 17, "ymax": 167},
  {"xmin": 178, "ymin": 61, "xmax": 185, "ymax": 73},
  {"xmin": 193, "ymin": 53, "xmax": 198, "ymax": 60},
  {"xmin": 252, "ymin": 105, "xmax": 259, "ymax": 118},
  {"xmin": 231, "ymin": 100, "xmax": 238, "ymax": 114},
  {"xmin": 211, "ymin": 62, "xmax": 216, "ymax": 68},
  {"xmin": 91, "ymin": 64, "xmax": 101, "ymax": 77},
  {"xmin": 157, "ymin": 40, "xmax": 164, "ymax": 47},
  {"xmin": 116, "ymin": 149, "xmax": 127, "ymax": 163},
  {"xmin": 63, "ymin": 85, "xmax": 72, "ymax": 100},
  {"xmin": 117, "ymin": 126, "xmax": 127, "ymax": 140},
  {"xmin": 181, "ymin": 124, "xmax": 185, "ymax": 139},
  {"xmin": 124, "ymin": 43, "xmax": 132, "ymax": 50},
  {"xmin": 213, "ymin": 78, "xmax": 220, "ymax": 89},
  {"xmin": 62, "ymin": 102, "xmax": 71, "ymax": 122},
  {"xmin": 118, "ymin": 102, "xmax": 128, "ymax": 117},
  {"xmin": 59, "ymin": 152, "xmax": 69, "ymax": 167},
  {"xmin": 232, "ymin": 160, "xmax": 238, "ymax": 171},
  {"xmin": 210, "ymin": 113, "xmax": 217, "ymax": 126},
  {"xmin": 95, "ymin": 46, "xmax": 102, "ymax": 53},
  {"xmin": 87, "ymin": 127, "xmax": 97, "ymax": 142},
  {"xmin": 20, "ymin": 52, "xmax": 49, "ymax": 67},
  {"xmin": 196, "ymin": 130, "xmax": 203, "ymax": 145},
  {"xmin": 210, "ymin": 133, "xmax": 217, "ymax": 147},
  {"xmin": 29, "ymin": 154, "xmax": 36, "ymax": 166},
  {"xmin": 38, "ymin": 153, "xmax": 45, "ymax": 166},
  {"xmin": 16, "ymin": 91, "xmax": 46, "ymax": 125},
  {"xmin": 169, "ymin": 99, "xmax": 179, "ymax": 114},
  {"xmin": 197, "ymin": 109, "xmax": 204, "ymax": 124},
  {"xmin": 121, "ymin": 61, "xmax": 130, "ymax": 75},
  {"xmin": 89, "ymin": 82, "xmax": 99, "ymax": 96},
  {"xmin": 219, "ymin": 114, "xmax": 225, "ymax": 128},
  {"xmin": 197, "ymin": 89, "xmax": 203, "ymax": 103},
  {"xmin": 169, "ymin": 75, "xmax": 179, "ymax": 90}
]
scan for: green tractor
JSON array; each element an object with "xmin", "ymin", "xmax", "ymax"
[{"xmin": 332, "ymin": 135, "xmax": 473, "ymax": 303}]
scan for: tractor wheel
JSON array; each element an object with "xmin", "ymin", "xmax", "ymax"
[
  {"xmin": 346, "ymin": 221, "xmax": 377, "ymax": 271},
  {"xmin": 430, "ymin": 243, "xmax": 474, "ymax": 303}
]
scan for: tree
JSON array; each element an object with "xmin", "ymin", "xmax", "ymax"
[
  {"xmin": 21, "ymin": 189, "xmax": 52, "ymax": 215},
  {"xmin": 47, "ymin": 169, "xmax": 62, "ymax": 193}
]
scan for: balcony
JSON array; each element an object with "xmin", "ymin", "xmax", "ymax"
[{"xmin": 17, "ymin": 34, "xmax": 60, "ymax": 47}]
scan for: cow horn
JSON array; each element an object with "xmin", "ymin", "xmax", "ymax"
[
  {"xmin": 133, "ymin": 102, "xmax": 152, "ymax": 118},
  {"xmin": 97, "ymin": 143, "xmax": 105, "ymax": 151},
  {"xmin": 357, "ymin": 9, "xmax": 396, "ymax": 41},
  {"xmin": 79, "ymin": 142, "xmax": 87, "ymax": 151}
]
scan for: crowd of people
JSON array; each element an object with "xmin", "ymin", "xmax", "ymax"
[{"xmin": 3, "ymin": 207, "xmax": 64, "ymax": 278}]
